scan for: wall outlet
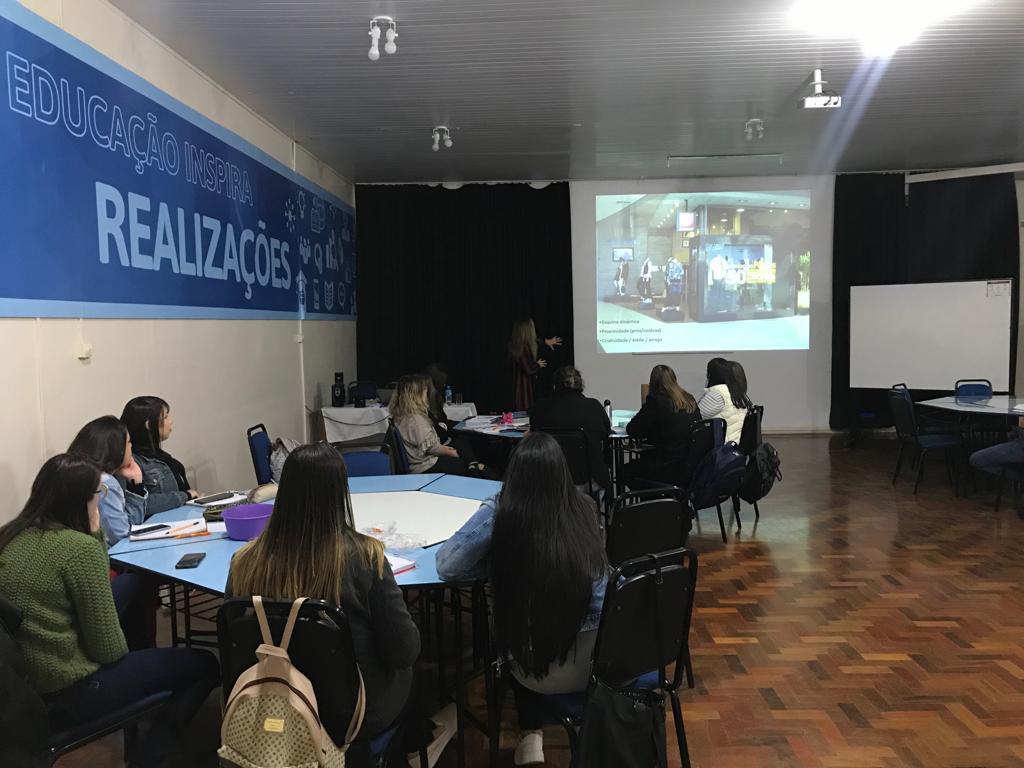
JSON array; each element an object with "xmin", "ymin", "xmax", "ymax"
[{"xmin": 75, "ymin": 340, "xmax": 93, "ymax": 360}]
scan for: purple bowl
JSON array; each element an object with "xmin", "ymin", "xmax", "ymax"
[{"xmin": 222, "ymin": 504, "xmax": 273, "ymax": 541}]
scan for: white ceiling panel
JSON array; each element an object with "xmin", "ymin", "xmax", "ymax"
[{"xmin": 106, "ymin": 0, "xmax": 1024, "ymax": 182}]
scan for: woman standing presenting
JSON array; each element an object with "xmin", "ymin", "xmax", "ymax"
[{"xmin": 509, "ymin": 318, "xmax": 561, "ymax": 411}]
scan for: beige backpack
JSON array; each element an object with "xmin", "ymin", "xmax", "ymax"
[{"xmin": 218, "ymin": 597, "xmax": 365, "ymax": 768}]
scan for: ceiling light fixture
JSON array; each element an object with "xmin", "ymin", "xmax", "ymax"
[
  {"xmin": 788, "ymin": 0, "xmax": 980, "ymax": 58},
  {"xmin": 743, "ymin": 118, "xmax": 764, "ymax": 141},
  {"xmin": 432, "ymin": 126, "xmax": 453, "ymax": 152},
  {"xmin": 368, "ymin": 16, "xmax": 397, "ymax": 60}
]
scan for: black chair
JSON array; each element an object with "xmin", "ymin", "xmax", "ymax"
[
  {"xmin": 382, "ymin": 420, "xmax": 412, "ymax": 475},
  {"xmin": 487, "ymin": 549, "xmax": 698, "ymax": 767},
  {"xmin": 732, "ymin": 405, "xmax": 764, "ymax": 527},
  {"xmin": 247, "ymin": 423, "xmax": 274, "ymax": 485},
  {"xmin": 888, "ymin": 391, "xmax": 962, "ymax": 494},
  {"xmin": 606, "ymin": 488, "xmax": 690, "ymax": 570},
  {"xmin": 679, "ymin": 418, "xmax": 730, "ymax": 543},
  {"xmin": 536, "ymin": 427, "xmax": 600, "ymax": 499},
  {"xmin": 217, "ymin": 598, "xmax": 423, "ymax": 766},
  {"xmin": 0, "ymin": 593, "xmax": 171, "ymax": 767}
]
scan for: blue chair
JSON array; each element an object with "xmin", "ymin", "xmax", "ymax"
[
  {"xmin": 889, "ymin": 390, "xmax": 962, "ymax": 493},
  {"xmin": 0, "ymin": 593, "xmax": 172, "ymax": 767},
  {"xmin": 955, "ymin": 378, "xmax": 994, "ymax": 400},
  {"xmin": 382, "ymin": 420, "xmax": 412, "ymax": 475},
  {"xmin": 246, "ymin": 424, "xmax": 273, "ymax": 485},
  {"xmin": 486, "ymin": 549, "xmax": 697, "ymax": 767},
  {"xmin": 342, "ymin": 451, "xmax": 393, "ymax": 477}
]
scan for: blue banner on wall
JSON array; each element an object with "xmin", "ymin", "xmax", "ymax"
[{"xmin": 0, "ymin": 1, "xmax": 355, "ymax": 320}]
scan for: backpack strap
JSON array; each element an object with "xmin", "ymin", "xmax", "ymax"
[
  {"xmin": 253, "ymin": 596, "xmax": 273, "ymax": 646},
  {"xmin": 279, "ymin": 598, "xmax": 306, "ymax": 653},
  {"xmin": 251, "ymin": 596, "xmax": 307, "ymax": 651}
]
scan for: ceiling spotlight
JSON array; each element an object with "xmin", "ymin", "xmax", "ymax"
[
  {"xmin": 368, "ymin": 16, "xmax": 396, "ymax": 61},
  {"xmin": 432, "ymin": 125, "xmax": 453, "ymax": 152},
  {"xmin": 744, "ymin": 118, "xmax": 765, "ymax": 141}
]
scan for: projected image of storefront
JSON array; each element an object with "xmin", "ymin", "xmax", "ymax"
[{"xmin": 693, "ymin": 236, "xmax": 795, "ymax": 322}]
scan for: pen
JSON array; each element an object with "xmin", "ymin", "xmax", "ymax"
[{"xmin": 173, "ymin": 531, "xmax": 211, "ymax": 539}]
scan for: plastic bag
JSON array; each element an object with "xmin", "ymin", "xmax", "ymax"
[{"xmin": 359, "ymin": 521, "xmax": 427, "ymax": 552}]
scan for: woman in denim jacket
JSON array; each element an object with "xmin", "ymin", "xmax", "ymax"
[
  {"xmin": 68, "ymin": 416, "xmax": 148, "ymax": 546},
  {"xmin": 436, "ymin": 432, "xmax": 608, "ymax": 767},
  {"xmin": 121, "ymin": 396, "xmax": 200, "ymax": 514}
]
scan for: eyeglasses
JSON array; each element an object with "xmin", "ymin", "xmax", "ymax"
[{"xmin": 94, "ymin": 485, "xmax": 109, "ymax": 500}]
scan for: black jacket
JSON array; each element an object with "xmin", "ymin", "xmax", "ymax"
[
  {"xmin": 226, "ymin": 550, "xmax": 420, "ymax": 738},
  {"xmin": 530, "ymin": 389, "xmax": 612, "ymax": 490},
  {"xmin": 626, "ymin": 393, "xmax": 700, "ymax": 476}
]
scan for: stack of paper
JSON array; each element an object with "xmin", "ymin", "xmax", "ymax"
[
  {"xmin": 385, "ymin": 553, "xmax": 416, "ymax": 575},
  {"xmin": 464, "ymin": 416, "xmax": 499, "ymax": 429}
]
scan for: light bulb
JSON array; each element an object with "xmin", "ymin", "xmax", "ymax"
[
  {"xmin": 432, "ymin": 131, "xmax": 440, "ymax": 152},
  {"xmin": 368, "ymin": 24, "xmax": 381, "ymax": 60},
  {"xmin": 443, "ymin": 135, "xmax": 453, "ymax": 148},
  {"xmin": 384, "ymin": 27, "xmax": 397, "ymax": 55}
]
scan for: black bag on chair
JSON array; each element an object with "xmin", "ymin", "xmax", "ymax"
[
  {"xmin": 738, "ymin": 441, "xmax": 782, "ymax": 503},
  {"xmin": 573, "ymin": 678, "xmax": 667, "ymax": 768}
]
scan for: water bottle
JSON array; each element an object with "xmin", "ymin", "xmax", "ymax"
[{"xmin": 445, "ymin": 385, "xmax": 453, "ymax": 406}]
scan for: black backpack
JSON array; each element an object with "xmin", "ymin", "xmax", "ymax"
[
  {"xmin": 738, "ymin": 442, "xmax": 782, "ymax": 503},
  {"xmin": 688, "ymin": 442, "xmax": 747, "ymax": 511}
]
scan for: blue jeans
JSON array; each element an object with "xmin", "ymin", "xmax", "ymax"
[
  {"xmin": 969, "ymin": 436, "xmax": 1024, "ymax": 476},
  {"xmin": 45, "ymin": 647, "xmax": 219, "ymax": 766}
]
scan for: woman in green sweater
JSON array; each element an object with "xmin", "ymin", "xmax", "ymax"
[{"xmin": 0, "ymin": 453, "xmax": 219, "ymax": 767}]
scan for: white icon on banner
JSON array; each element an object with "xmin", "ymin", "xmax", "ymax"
[
  {"xmin": 327, "ymin": 231, "xmax": 339, "ymax": 271},
  {"xmin": 297, "ymin": 191, "xmax": 307, "ymax": 220},
  {"xmin": 298, "ymin": 237, "xmax": 311, "ymax": 265},
  {"xmin": 338, "ymin": 281, "xmax": 347, "ymax": 312},
  {"xmin": 325, "ymin": 281, "xmax": 335, "ymax": 311},
  {"xmin": 310, "ymin": 197, "xmax": 326, "ymax": 234},
  {"xmin": 312, "ymin": 279, "xmax": 320, "ymax": 311},
  {"xmin": 284, "ymin": 199, "xmax": 296, "ymax": 232}
]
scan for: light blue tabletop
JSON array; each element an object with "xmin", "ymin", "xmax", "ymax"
[
  {"xmin": 919, "ymin": 395, "xmax": 1024, "ymax": 416},
  {"xmin": 109, "ymin": 473, "xmax": 493, "ymax": 590},
  {"xmin": 421, "ymin": 474, "xmax": 501, "ymax": 501},
  {"xmin": 349, "ymin": 473, "xmax": 442, "ymax": 493}
]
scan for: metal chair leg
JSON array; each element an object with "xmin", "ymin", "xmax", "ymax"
[
  {"xmin": 892, "ymin": 442, "xmax": 906, "ymax": 485},
  {"xmin": 913, "ymin": 448, "xmax": 928, "ymax": 494},
  {"xmin": 669, "ymin": 688, "xmax": 691, "ymax": 768},
  {"xmin": 753, "ymin": 500, "xmax": 760, "ymax": 520},
  {"xmin": 715, "ymin": 503, "xmax": 727, "ymax": 543},
  {"xmin": 732, "ymin": 495, "xmax": 742, "ymax": 530},
  {"xmin": 683, "ymin": 641, "xmax": 696, "ymax": 689}
]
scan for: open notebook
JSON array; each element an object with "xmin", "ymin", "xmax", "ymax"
[{"xmin": 385, "ymin": 553, "xmax": 416, "ymax": 575}]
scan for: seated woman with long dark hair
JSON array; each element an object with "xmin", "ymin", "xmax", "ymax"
[
  {"xmin": 0, "ymin": 454, "xmax": 219, "ymax": 767},
  {"xmin": 698, "ymin": 357, "xmax": 751, "ymax": 444},
  {"xmin": 226, "ymin": 442, "xmax": 421, "ymax": 740},
  {"xmin": 68, "ymin": 415, "xmax": 148, "ymax": 545},
  {"xmin": 622, "ymin": 364, "xmax": 700, "ymax": 488},
  {"xmin": 121, "ymin": 396, "xmax": 201, "ymax": 514},
  {"xmin": 436, "ymin": 432, "xmax": 608, "ymax": 766}
]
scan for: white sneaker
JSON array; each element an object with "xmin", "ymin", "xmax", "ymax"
[
  {"xmin": 407, "ymin": 702, "xmax": 457, "ymax": 768},
  {"xmin": 513, "ymin": 730, "xmax": 545, "ymax": 765}
]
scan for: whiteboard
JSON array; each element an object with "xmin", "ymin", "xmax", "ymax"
[{"xmin": 850, "ymin": 280, "xmax": 1012, "ymax": 391}]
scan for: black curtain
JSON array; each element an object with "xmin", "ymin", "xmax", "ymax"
[
  {"xmin": 355, "ymin": 183, "xmax": 573, "ymax": 413},
  {"xmin": 830, "ymin": 173, "xmax": 1020, "ymax": 428}
]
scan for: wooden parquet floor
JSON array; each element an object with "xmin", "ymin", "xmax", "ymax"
[
  {"xmin": 58, "ymin": 434, "xmax": 1024, "ymax": 768},
  {"xmin": 466, "ymin": 434, "xmax": 1024, "ymax": 767}
]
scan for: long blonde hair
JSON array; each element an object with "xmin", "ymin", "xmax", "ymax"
[
  {"xmin": 388, "ymin": 374, "xmax": 431, "ymax": 423},
  {"xmin": 649, "ymin": 364, "xmax": 697, "ymax": 414},
  {"xmin": 229, "ymin": 443, "xmax": 384, "ymax": 606},
  {"xmin": 509, "ymin": 319, "xmax": 538, "ymax": 360}
]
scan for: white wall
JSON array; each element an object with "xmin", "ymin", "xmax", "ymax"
[
  {"xmin": 0, "ymin": 0, "xmax": 356, "ymax": 522},
  {"xmin": 571, "ymin": 176, "xmax": 835, "ymax": 433},
  {"xmin": 1015, "ymin": 177, "xmax": 1024, "ymax": 394}
]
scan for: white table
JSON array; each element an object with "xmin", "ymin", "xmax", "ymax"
[
  {"xmin": 322, "ymin": 406, "xmax": 391, "ymax": 443},
  {"xmin": 919, "ymin": 396, "xmax": 1024, "ymax": 416},
  {"xmin": 322, "ymin": 403, "xmax": 478, "ymax": 443}
]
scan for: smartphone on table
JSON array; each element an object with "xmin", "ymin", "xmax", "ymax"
[{"xmin": 175, "ymin": 552, "xmax": 206, "ymax": 569}]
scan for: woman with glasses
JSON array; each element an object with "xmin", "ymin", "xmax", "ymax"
[
  {"xmin": 0, "ymin": 454, "xmax": 219, "ymax": 767},
  {"xmin": 69, "ymin": 415, "xmax": 149, "ymax": 546}
]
